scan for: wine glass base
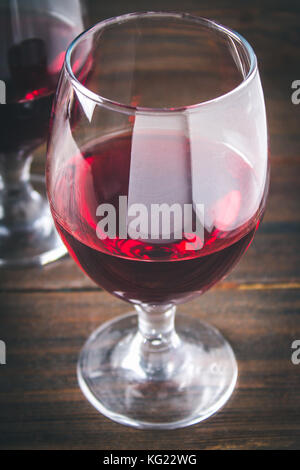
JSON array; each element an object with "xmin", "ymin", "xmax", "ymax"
[
  {"xmin": 0, "ymin": 174, "xmax": 67, "ymax": 268},
  {"xmin": 78, "ymin": 312, "xmax": 238, "ymax": 429}
]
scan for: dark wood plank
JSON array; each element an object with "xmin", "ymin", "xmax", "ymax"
[{"xmin": 0, "ymin": 288, "xmax": 299, "ymax": 450}]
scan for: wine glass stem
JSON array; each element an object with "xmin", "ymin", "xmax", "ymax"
[
  {"xmin": 0, "ymin": 151, "xmax": 32, "ymax": 189},
  {"xmin": 132, "ymin": 304, "xmax": 182, "ymax": 376},
  {"xmin": 0, "ymin": 151, "xmax": 42, "ymax": 226},
  {"xmin": 136, "ymin": 304, "xmax": 178, "ymax": 344}
]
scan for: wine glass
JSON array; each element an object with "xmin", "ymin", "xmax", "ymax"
[
  {"xmin": 47, "ymin": 12, "xmax": 269, "ymax": 429},
  {"xmin": 0, "ymin": 0, "xmax": 86, "ymax": 267}
]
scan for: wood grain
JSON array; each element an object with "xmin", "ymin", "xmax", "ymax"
[
  {"xmin": 0, "ymin": 0, "xmax": 299, "ymax": 450},
  {"xmin": 0, "ymin": 288, "xmax": 299, "ymax": 450}
]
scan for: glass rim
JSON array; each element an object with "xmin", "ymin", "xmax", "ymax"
[{"xmin": 65, "ymin": 11, "xmax": 258, "ymax": 115}]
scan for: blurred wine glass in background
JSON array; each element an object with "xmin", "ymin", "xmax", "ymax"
[{"xmin": 0, "ymin": 0, "xmax": 86, "ymax": 267}]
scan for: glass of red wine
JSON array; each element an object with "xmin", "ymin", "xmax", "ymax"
[
  {"xmin": 0, "ymin": 0, "xmax": 86, "ymax": 266},
  {"xmin": 47, "ymin": 13, "xmax": 269, "ymax": 429}
]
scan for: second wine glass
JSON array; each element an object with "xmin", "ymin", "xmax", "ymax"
[{"xmin": 0, "ymin": 0, "xmax": 86, "ymax": 267}]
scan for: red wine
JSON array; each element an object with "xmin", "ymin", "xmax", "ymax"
[
  {"xmin": 0, "ymin": 10, "xmax": 82, "ymax": 153},
  {"xmin": 49, "ymin": 132, "xmax": 268, "ymax": 306}
]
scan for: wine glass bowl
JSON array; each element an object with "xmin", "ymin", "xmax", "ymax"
[{"xmin": 47, "ymin": 13, "xmax": 269, "ymax": 429}]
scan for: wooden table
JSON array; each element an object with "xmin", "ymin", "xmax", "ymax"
[{"xmin": 0, "ymin": 1, "xmax": 299, "ymax": 450}]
